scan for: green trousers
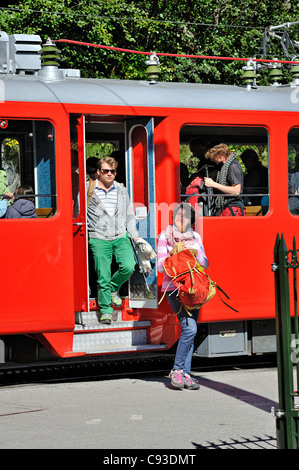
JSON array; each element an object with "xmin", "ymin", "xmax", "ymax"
[{"xmin": 89, "ymin": 236, "xmax": 136, "ymax": 314}]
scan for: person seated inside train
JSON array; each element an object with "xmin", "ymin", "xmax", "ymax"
[
  {"xmin": 180, "ymin": 162, "xmax": 189, "ymax": 200},
  {"xmin": 5, "ymin": 186, "xmax": 37, "ymax": 218},
  {"xmin": 86, "ymin": 156, "xmax": 99, "ymax": 208},
  {"xmin": 110, "ymin": 150, "xmax": 126, "ymax": 185},
  {"xmin": 188, "ymin": 138, "xmax": 221, "ymax": 182},
  {"xmin": 0, "ymin": 166, "xmax": 9, "ymax": 196},
  {"xmin": 187, "ymin": 137, "xmax": 208, "ymax": 182},
  {"xmin": 0, "ymin": 192, "xmax": 13, "ymax": 218},
  {"xmin": 186, "ymin": 139, "xmax": 225, "ymax": 215},
  {"xmin": 241, "ymin": 149, "xmax": 268, "ymax": 206},
  {"xmin": 288, "ymin": 153, "xmax": 299, "ymax": 215},
  {"xmin": 204, "ymin": 143, "xmax": 244, "ymax": 216}
]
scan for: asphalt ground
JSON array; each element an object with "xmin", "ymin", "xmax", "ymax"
[{"xmin": 0, "ymin": 364, "xmax": 279, "ymax": 454}]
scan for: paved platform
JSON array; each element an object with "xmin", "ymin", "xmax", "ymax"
[{"xmin": 0, "ymin": 365, "xmax": 278, "ymax": 450}]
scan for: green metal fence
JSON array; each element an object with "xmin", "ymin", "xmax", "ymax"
[{"xmin": 273, "ymin": 233, "xmax": 299, "ymax": 449}]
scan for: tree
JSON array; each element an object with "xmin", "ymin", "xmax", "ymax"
[{"xmin": 1, "ymin": 0, "xmax": 299, "ymax": 84}]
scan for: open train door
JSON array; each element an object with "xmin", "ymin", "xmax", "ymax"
[
  {"xmin": 70, "ymin": 114, "xmax": 89, "ymax": 314},
  {"xmin": 125, "ymin": 117, "xmax": 158, "ymax": 309}
]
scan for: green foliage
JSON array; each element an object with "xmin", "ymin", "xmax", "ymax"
[
  {"xmin": 1, "ymin": 0, "xmax": 299, "ymax": 83},
  {"xmin": 86, "ymin": 142, "xmax": 115, "ymax": 158},
  {"xmin": 180, "ymin": 144, "xmax": 198, "ymax": 176},
  {"xmin": 2, "ymin": 138, "xmax": 20, "ymax": 165}
]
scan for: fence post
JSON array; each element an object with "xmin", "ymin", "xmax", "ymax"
[{"xmin": 273, "ymin": 233, "xmax": 298, "ymax": 449}]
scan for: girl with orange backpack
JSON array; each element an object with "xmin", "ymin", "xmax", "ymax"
[{"xmin": 157, "ymin": 203, "xmax": 208, "ymax": 390}]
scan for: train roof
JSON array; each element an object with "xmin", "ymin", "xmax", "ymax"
[
  {"xmin": 0, "ymin": 32, "xmax": 298, "ymax": 114},
  {"xmin": 1, "ymin": 72, "xmax": 299, "ymax": 113}
]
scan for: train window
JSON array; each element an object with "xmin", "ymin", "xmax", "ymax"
[
  {"xmin": 130, "ymin": 125, "xmax": 149, "ymax": 212},
  {"xmin": 0, "ymin": 119, "xmax": 56, "ymax": 219},
  {"xmin": 180, "ymin": 125, "xmax": 269, "ymax": 217},
  {"xmin": 288, "ymin": 129, "xmax": 299, "ymax": 216}
]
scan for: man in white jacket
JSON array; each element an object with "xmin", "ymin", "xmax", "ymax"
[{"xmin": 87, "ymin": 156, "xmax": 139, "ymax": 325}]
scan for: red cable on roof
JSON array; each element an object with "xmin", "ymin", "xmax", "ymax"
[{"xmin": 54, "ymin": 38, "xmax": 299, "ymax": 65}]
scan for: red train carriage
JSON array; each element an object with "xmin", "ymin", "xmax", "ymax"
[{"xmin": 0, "ymin": 32, "xmax": 297, "ymax": 365}]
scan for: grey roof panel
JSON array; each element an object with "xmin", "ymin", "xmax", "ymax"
[{"xmin": 1, "ymin": 73, "xmax": 299, "ymax": 112}]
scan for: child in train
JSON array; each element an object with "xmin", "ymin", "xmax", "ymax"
[{"xmin": 5, "ymin": 186, "xmax": 37, "ymax": 218}]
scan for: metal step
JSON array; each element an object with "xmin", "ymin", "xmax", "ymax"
[
  {"xmin": 73, "ymin": 310, "xmax": 167, "ymax": 354},
  {"xmin": 74, "ymin": 310, "xmax": 150, "ymax": 330}
]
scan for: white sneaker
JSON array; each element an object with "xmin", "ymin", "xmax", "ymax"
[
  {"xmin": 100, "ymin": 313, "xmax": 112, "ymax": 325},
  {"xmin": 169, "ymin": 369, "xmax": 184, "ymax": 389},
  {"xmin": 111, "ymin": 291, "xmax": 122, "ymax": 307},
  {"xmin": 184, "ymin": 373, "xmax": 200, "ymax": 390}
]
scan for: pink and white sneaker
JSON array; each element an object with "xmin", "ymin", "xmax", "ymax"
[
  {"xmin": 169, "ymin": 369, "xmax": 184, "ymax": 389},
  {"xmin": 184, "ymin": 373, "xmax": 200, "ymax": 390}
]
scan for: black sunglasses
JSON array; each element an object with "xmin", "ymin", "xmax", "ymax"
[{"xmin": 100, "ymin": 169, "xmax": 116, "ymax": 175}]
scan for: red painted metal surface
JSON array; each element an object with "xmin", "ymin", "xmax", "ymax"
[
  {"xmin": 0, "ymin": 96, "xmax": 297, "ymax": 357},
  {"xmin": 0, "ymin": 102, "xmax": 75, "ymax": 338}
]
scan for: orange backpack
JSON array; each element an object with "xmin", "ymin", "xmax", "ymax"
[{"xmin": 160, "ymin": 248, "xmax": 237, "ymax": 315}]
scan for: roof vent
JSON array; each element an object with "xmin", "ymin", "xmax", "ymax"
[{"xmin": 0, "ymin": 31, "xmax": 41, "ymax": 74}]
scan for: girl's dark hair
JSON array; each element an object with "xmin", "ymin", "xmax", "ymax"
[
  {"xmin": 15, "ymin": 185, "xmax": 35, "ymax": 203},
  {"xmin": 173, "ymin": 202, "xmax": 196, "ymax": 227}
]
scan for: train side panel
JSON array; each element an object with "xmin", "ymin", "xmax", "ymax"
[
  {"xmin": 0, "ymin": 102, "xmax": 75, "ymax": 335},
  {"xmin": 0, "ymin": 77, "xmax": 298, "ymax": 360}
]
